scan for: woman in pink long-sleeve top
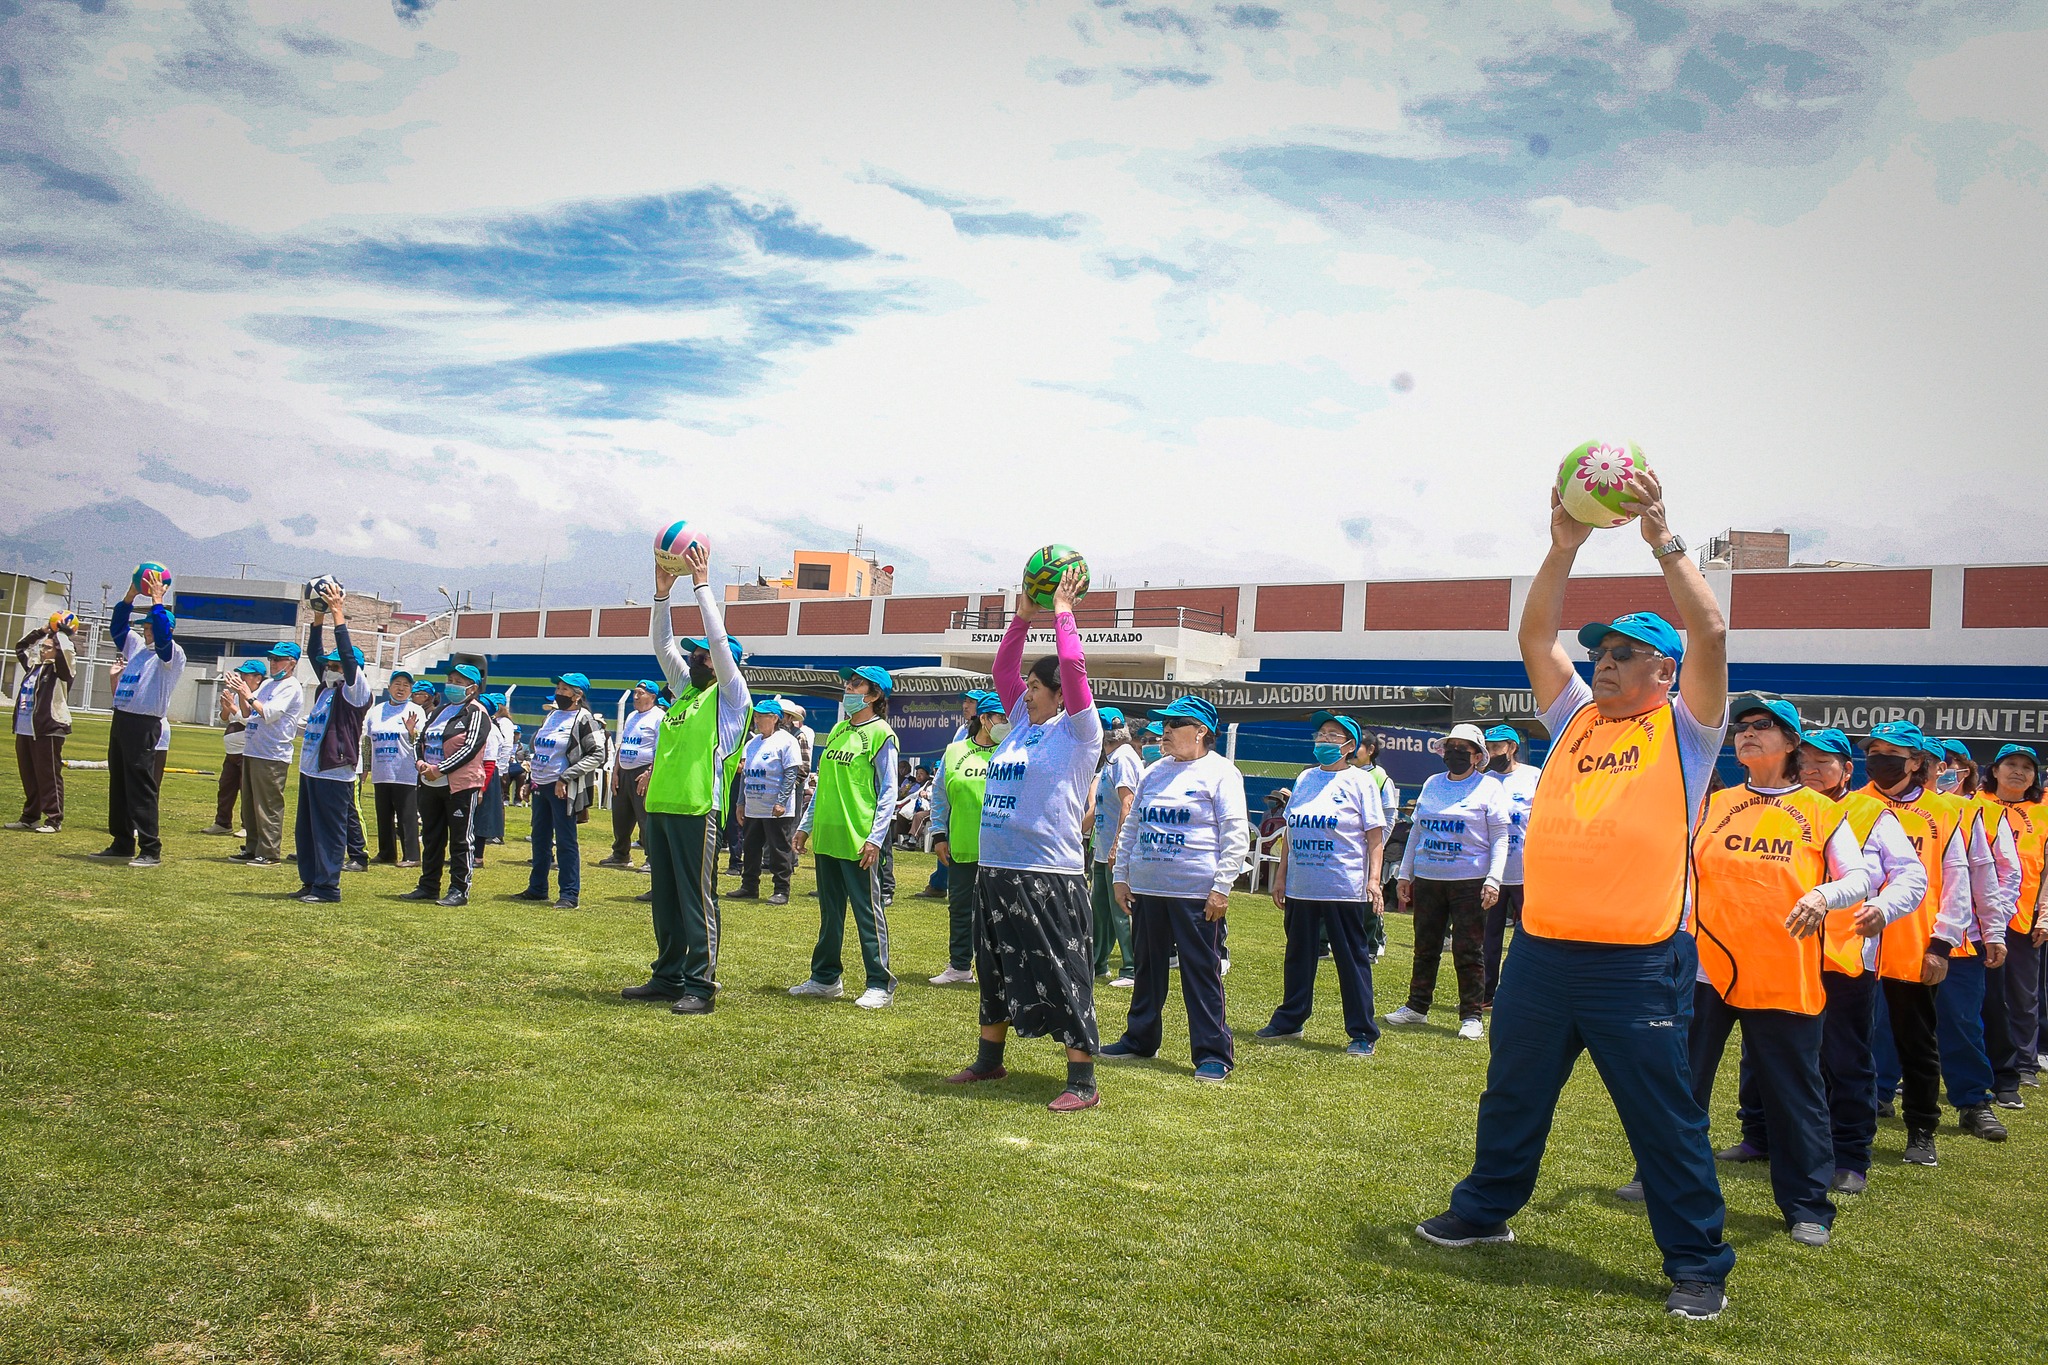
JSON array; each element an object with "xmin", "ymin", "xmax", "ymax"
[{"xmin": 942, "ymin": 565, "xmax": 1106, "ymax": 1112}]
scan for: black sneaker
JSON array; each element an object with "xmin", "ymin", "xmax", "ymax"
[
  {"xmin": 341, "ymin": 859, "xmax": 368, "ymax": 873},
  {"xmin": 621, "ymin": 981, "xmax": 686, "ymax": 1001},
  {"xmin": 228, "ymin": 849, "xmax": 256, "ymax": 862},
  {"xmin": 511, "ymin": 889, "xmax": 549, "ymax": 902},
  {"xmin": 1994, "ymin": 1090, "xmax": 2025, "ymax": 1110},
  {"xmin": 670, "ymin": 994, "xmax": 714, "ymax": 1015},
  {"xmin": 635, "ymin": 890, "xmax": 653, "ymax": 903},
  {"xmin": 729, "ymin": 890, "xmax": 760, "ymax": 901},
  {"xmin": 1959, "ymin": 1104, "xmax": 2008, "ymax": 1141},
  {"xmin": 1415, "ymin": 1212, "xmax": 1514, "ymax": 1248},
  {"xmin": 1876, "ymin": 1096, "xmax": 1895, "ymax": 1119},
  {"xmin": 1665, "ymin": 1281, "xmax": 1727, "ymax": 1321},
  {"xmin": 246, "ymin": 856, "xmax": 276, "ymax": 867},
  {"xmin": 436, "ymin": 891, "xmax": 467, "ymax": 907},
  {"xmin": 768, "ymin": 892, "xmax": 789, "ymax": 905},
  {"xmin": 89, "ymin": 845, "xmax": 133, "ymax": 860},
  {"xmin": 128, "ymin": 854, "xmax": 162, "ymax": 868},
  {"xmin": 1902, "ymin": 1128, "xmax": 1938, "ymax": 1166},
  {"xmin": 552, "ymin": 897, "xmax": 578, "ymax": 910},
  {"xmin": 398, "ymin": 887, "xmax": 437, "ymax": 901},
  {"xmin": 295, "ymin": 893, "xmax": 329, "ymax": 903}
]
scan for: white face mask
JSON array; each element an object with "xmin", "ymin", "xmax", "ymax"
[
  {"xmin": 323, "ymin": 668, "xmax": 342, "ymax": 685},
  {"xmin": 990, "ymin": 722, "xmax": 1011, "ymax": 741}
]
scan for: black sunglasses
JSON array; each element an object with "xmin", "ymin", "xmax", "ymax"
[
  {"xmin": 1730, "ymin": 717, "xmax": 1787, "ymax": 736},
  {"xmin": 1587, "ymin": 643, "xmax": 1663, "ymax": 664},
  {"xmin": 1162, "ymin": 716, "xmax": 1200, "ymax": 730}
]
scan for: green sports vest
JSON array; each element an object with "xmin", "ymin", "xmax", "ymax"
[
  {"xmin": 939, "ymin": 737, "xmax": 996, "ymax": 864},
  {"xmin": 645, "ymin": 683, "xmax": 738, "ymax": 817},
  {"xmin": 810, "ymin": 717, "xmax": 896, "ymax": 861}
]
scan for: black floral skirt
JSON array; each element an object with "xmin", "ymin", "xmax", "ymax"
[{"xmin": 975, "ymin": 867, "xmax": 1100, "ymax": 1054}]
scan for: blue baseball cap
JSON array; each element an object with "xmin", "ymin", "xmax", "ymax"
[
  {"xmin": 752, "ymin": 697, "xmax": 784, "ymax": 716},
  {"xmin": 1865, "ymin": 720, "xmax": 1926, "ymax": 752},
  {"xmin": 974, "ymin": 692, "xmax": 1007, "ymax": 718},
  {"xmin": 1311, "ymin": 710, "xmax": 1364, "ymax": 747},
  {"xmin": 1942, "ymin": 739, "xmax": 1973, "ymax": 760},
  {"xmin": 552, "ymin": 672, "xmax": 591, "ymax": 691},
  {"xmin": 1141, "ymin": 720, "xmax": 1163, "ymax": 738},
  {"xmin": 1731, "ymin": 693, "xmax": 1802, "ymax": 739},
  {"xmin": 233, "ymin": 658, "xmax": 268, "ymax": 675},
  {"xmin": 479, "ymin": 692, "xmax": 504, "ymax": 714},
  {"xmin": 1919, "ymin": 734, "xmax": 1951, "ymax": 764},
  {"xmin": 1482, "ymin": 724, "xmax": 1521, "ymax": 745},
  {"xmin": 839, "ymin": 664, "xmax": 893, "ymax": 695},
  {"xmin": 449, "ymin": 663, "xmax": 483, "ymax": 685},
  {"xmin": 321, "ymin": 645, "xmax": 366, "ymax": 666},
  {"xmin": 266, "ymin": 641, "xmax": 302, "ymax": 661},
  {"xmin": 1993, "ymin": 743, "xmax": 2039, "ymax": 768},
  {"xmin": 1800, "ymin": 727, "xmax": 1855, "ymax": 758},
  {"xmin": 388, "ymin": 669, "xmax": 414, "ymax": 683},
  {"xmin": 634, "ymin": 678, "xmax": 662, "ymax": 695},
  {"xmin": 686, "ymin": 635, "xmax": 744, "ymax": 665},
  {"xmin": 413, "ymin": 679, "xmax": 439, "ymax": 697},
  {"xmin": 1097, "ymin": 706, "xmax": 1126, "ymax": 727},
  {"xmin": 1154, "ymin": 694, "xmax": 1221, "ymax": 735},
  {"xmin": 1577, "ymin": 610, "xmax": 1684, "ymax": 664}
]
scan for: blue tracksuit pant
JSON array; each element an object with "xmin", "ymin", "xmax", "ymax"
[
  {"xmin": 1936, "ymin": 951, "xmax": 1994, "ymax": 1109},
  {"xmin": 1736, "ymin": 968, "xmax": 1881, "ymax": 1174},
  {"xmin": 1447, "ymin": 931, "xmax": 1734, "ymax": 1287},
  {"xmin": 294, "ymin": 774, "xmax": 352, "ymax": 902},
  {"xmin": 1689, "ymin": 983, "xmax": 1833, "ymax": 1230},
  {"xmin": 1267, "ymin": 897, "xmax": 1378, "ymax": 1044},
  {"xmin": 525, "ymin": 786, "xmax": 581, "ymax": 901},
  {"xmin": 1120, "ymin": 894, "xmax": 1233, "ymax": 1069}
]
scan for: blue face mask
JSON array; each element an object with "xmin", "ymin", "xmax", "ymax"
[
  {"xmin": 1313, "ymin": 742, "xmax": 1345, "ymax": 766},
  {"xmin": 1142, "ymin": 744, "xmax": 1162, "ymax": 761},
  {"xmin": 843, "ymin": 690, "xmax": 869, "ymax": 717}
]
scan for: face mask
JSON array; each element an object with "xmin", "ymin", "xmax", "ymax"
[
  {"xmin": 1312, "ymin": 742, "xmax": 1345, "ymax": 767},
  {"xmin": 1936, "ymin": 770, "xmax": 1961, "ymax": 792},
  {"xmin": 1142, "ymin": 744, "xmax": 1162, "ymax": 761},
  {"xmin": 555, "ymin": 692, "xmax": 576, "ymax": 710},
  {"xmin": 1865, "ymin": 752, "xmax": 1909, "ymax": 789},
  {"xmin": 990, "ymin": 722, "xmax": 1011, "ymax": 742},
  {"xmin": 843, "ymin": 690, "xmax": 868, "ymax": 716},
  {"xmin": 323, "ymin": 668, "xmax": 342, "ymax": 685},
  {"xmin": 1487, "ymin": 753, "xmax": 1513, "ymax": 773},
  {"xmin": 688, "ymin": 660, "xmax": 716, "ymax": 690},
  {"xmin": 1445, "ymin": 749, "xmax": 1474, "ymax": 777}
]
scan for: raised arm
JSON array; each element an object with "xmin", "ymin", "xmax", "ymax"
[
  {"xmin": 1624, "ymin": 469, "xmax": 1726, "ymax": 727},
  {"xmin": 1049, "ymin": 566, "xmax": 1095, "ymax": 716},
  {"xmin": 650, "ymin": 559, "xmax": 690, "ymax": 691},
  {"xmin": 1518, "ymin": 488, "xmax": 1593, "ymax": 712},
  {"xmin": 993, "ymin": 615, "xmax": 1030, "ymax": 714}
]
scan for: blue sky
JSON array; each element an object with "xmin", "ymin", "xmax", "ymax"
[{"xmin": 1, "ymin": 0, "xmax": 2044, "ymax": 598}]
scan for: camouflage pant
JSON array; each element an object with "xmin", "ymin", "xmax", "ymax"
[{"xmin": 1406, "ymin": 877, "xmax": 1488, "ymax": 1020}]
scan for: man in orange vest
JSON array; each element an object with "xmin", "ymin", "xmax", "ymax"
[
  {"xmin": 1981, "ymin": 745, "xmax": 2047, "ymax": 1093},
  {"xmin": 1416, "ymin": 471, "xmax": 1736, "ymax": 1322}
]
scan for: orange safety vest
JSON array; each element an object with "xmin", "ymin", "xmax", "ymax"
[
  {"xmin": 1995, "ymin": 799, "xmax": 2046, "ymax": 936},
  {"xmin": 1867, "ymin": 783, "xmax": 1965, "ymax": 981},
  {"xmin": 1521, "ymin": 699, "xmax": 1693, "ymax": 945},
  {"xmin": 1819, "ymin": 791, "xmax": 1889, "ymax": 978},
  {"xmin": 1693, "ymin": 785, "xmax": 1847, "ymax": 1014}
]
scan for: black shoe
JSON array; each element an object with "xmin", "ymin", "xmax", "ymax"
[
  {"xmin": 342, "ymin": 859, "xmax": 368, "ymax": 873},
  {"xmin": 89, "ymin": 845, "xmax": 133, "ymax": 860},
  {"xmin": 670, "ymin": 994, "xmax": 714, "ymax": 1015},
  {"xmin": 1959, "ymin": 1104, "xmax": 2008, "ymax": 1141},
  {"xmin": 398, "ymin": 887, "xmax": 437, "ymax": 901},
  {"xmin": 436, "ymin": 891, "xmax": 468, "ymax": 907},
  {"xmin": 635, "ymin": 890, "xmax": 653, "ymax": 903},
  {"xmin": 128, "ymin": 854, "xmax": 162, "ymax": 868},
  {"xmin": 621, "ymin": 981, "xmax": 687, "ymax": 1002},
  {"xmin": 1665, "ymin": 1281, "xmax": 1727, "ymax": 1321},
  {"xmin": 730, "ymin": 889, "xmax": 760, "ymax": 900},
  {"xmin": 595, "ymin": 856, "xmax": 632, "ymax": 869},
  {"xmin": 228, "ymin": 850, "xmax": 255, "ymax": 862},
  {"xmin": 295, "ymin": 893, "xmax": 329, "ymax": 903},
  {"xmin": 1994, "ymin": 1090, "xmax": 2025, "ymax": 1110},
  {"xmin": 552, "ymin": 897, "xmax": 578, "ymax": 910},
  {"xmin": 510, "ymin": 889, "xmax": 550, "ymax": 901},
  {"xmin": 1876, "ymin": 1097, "xmax": 1896, "ymax": 1118},
  {"xmin": 288, "ymin": 886, "xmax": 313, "ymax": 898},
  {"xmin": 768, "ymin": 892, "xmax": 789, "ymax": 905},
  {"xmin": 1902, "ymin": 1128, "xmax": 1938, "ymax": 1166},
  {"xmin": 1415, "ymin": 1212, "xmax": 1514, "ymax": 1248}
]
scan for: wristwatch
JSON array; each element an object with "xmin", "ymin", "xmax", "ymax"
[{"xmin": 1652, "ymin": 534, "xmax": 1687, "ymax": 560}]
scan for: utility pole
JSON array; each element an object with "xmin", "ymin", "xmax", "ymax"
[{"xmin": 537, "ymin": 556, "xmax": 548, "ymax": 612}]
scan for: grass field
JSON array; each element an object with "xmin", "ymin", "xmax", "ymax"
[{"xmin": 3, "ymin": 715, "xmax": 2045, "ymax": 1363}]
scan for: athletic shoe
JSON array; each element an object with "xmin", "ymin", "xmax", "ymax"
[
  {"xmin": 199, "ymin": 823, "xmax": 232, "ymax": 835},
  {"xmin": 1255, "ymin": 1023, "xmax": 1304, "ymax": 1041},
  {"xmin": 2022, "ymin": 1072, "xmax": 2041, "ymax": 1089},
  {"xmin": 1344, "ymin": 1038, "xmax": 1376, "ymax": 1059},
  {"xmin": 1192, "ymin": 1060, "xmax": 1230, "ymax": 1083},
  {"xmin": 1902, "ymin": 1128, "xmax": 1938, "ymax": 1165},
  {"xmin": 1047, "ymin": 1088, "xmax": 1099, "ymax": 1113},
  {"xmin": 436, "ymin": 891, "xmax": 467, "ymax": 907},
  {"xmin": 1615, "ymin": 1180, "xmax": 1645, "ymax": 1203},
  {"xmin": 1457, "ymin": 1018, "xmax": 1484, "ymax": 1041},
  {"xmin": 669, "ymin": 995, "xmax": 714, "ymax": 1015},
  {"xmin": 294, "ymin": 893, "xmax": 330, "ymax": 904},
  {"xmin": 397, "ymin": 860, "xmax": 420, "ymax": 869},
  {"xmin": 1384, "ymin": 1005, "xmax": 1428, "ymax": 1026},
  {"xmin": 635, "ymin": 891, "xmax": 653, "ymax": 903},
  {"xmin": 1219, "ymin": 958, "xmax": 1231, "ymax": 976},
  {"xmin": 1108, "ymin": 975, "xmax": 1134, "ymax": 989},
  {"xmin": 594, "ymin": 856, "xmax": 632, "ymax": 869},
  {"xmin": 342, "ymin": 859, "xmax": 368, "ymax": 873},
  {"xmin": 511, "ymin": 889, "xmax": 549, "ymax": 902},
  {"xmin": 854, "ymin": 987, "xmax": 894, "ymax": 1010},
  {"xmin": 1876, "ymin": 1097, "xmax": 1896, "ymax": 1118},
  {"xmin": 1994, "ymin": 1090, "xmax": 2025, "ymax": 1110},
  {"xmin": 233, "ymin": 828, "xmax": 245, "ymax": 838},
  {"xmin": 1098, "ymin": 1040, "xmax": 1152, "ymax": 1061},
  {"xmin": 928, "ymin": 967, "xmax": 975, "ymax": 985},
  {"xmin": 1716, "ymin": 1140, "xmax": 1767, "ymax": 1163},
  {"xmin": 128, "ymin": 855, "xmax": 161, "ymax": 868},
  {"xmin": 1830, "ymin": 1169, "xmax": 1867, "ymax": 1195},
  {"xmin": 228, "ymin": 849, "xmax": 255, "ymax": 862},
  {"xmin": 89, "ymin": 846, "xmax": 132, "ymax": 860},
  {"xmin": 1959, "ymin": 1105, "xmax": 2008, "ymax": 1141},
  {"xmin": 882, "ymin": 895, "xmax": 894, "ymax": 908},
  {"xmin": 728, "ymin": 890, "xmax": 760, "ymax": 901},
  {"xmin": 246, "ymin": 856, "xmax": 276, "ymax": 867},
  {"xmin": 1414, "ymin": 1212, "xmax": 1514, "ymax": 1248},
  {"xmin": 31, "ymin": 824, "xmax": 57, "ymax": 835},
  {"xmin": 789, "ymin": 979, "xmax": 844, "ymax": 999},
  {"xmin": 943, "ymin": 1064, "xmax": 1007, "ymax": 1084},
  {"xmin": 552, "ymin": 898, "xmax": 578, "ymax": 910},
  {"xmin": 3, "ymin": 820, "xmax": 32, "ymax": 830},
  {"xmin": 1665, "ymin": 1282, "xmax": 1726, "ymax": 1321},
  {"xmin": 286, "ymin": 886, "xmax": 313, "ymax": 899},
  {"xmin": 1788, "ymin": 1222, "xmax": 1830, "ymax": 1248},
  {"xmin": 621, "ymin": 981, "xmax": 686, "ymax": 1002},
  {"xmin": 915, "ymin": 888, "xmax": 946, "ymax": 900},
  {"xmin": 767, "ymin": 892, "xmax": 789, "ymax": 905}
]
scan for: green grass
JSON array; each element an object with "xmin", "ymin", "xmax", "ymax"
[{"xmin": 2, "ymin": 716, "xmax": 2044, "ymax": 1363}]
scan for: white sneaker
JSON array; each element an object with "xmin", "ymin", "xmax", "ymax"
[
  {"xmin": 1109, "ymin": 975, "xmax": 1135, "ymax": 989},
  {"xmin": 1458, "ymin": 1017, "xmax": 1485, "ymax": 1041},
  {"xmin": 1385, "ymin": 1005, "xmax": 1428, "ymax": 1025},
  {"xmin": 855, "ymin": 987, "xmax": 894, "ymax": 1010},
  {"xmin": 233, "ymin": 828, "xmax": 246, "ymax": 839},
  {"xmin": 1219, "ymin": 958, "xmax": 1232, "ymax": 976},
  {"xmin": 788, "ymin": 979, "xmax": 844, "ymax": 999},
  {"xmin": 928, "ymin": 966, "xmax": 974, "ymax": 985},
  {"xmin": 32, "ymin": 824, "xmax": 57, "ymax": 835}
]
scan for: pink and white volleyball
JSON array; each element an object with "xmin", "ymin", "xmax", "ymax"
[{"xmin": 654, "ymin": 520, "xmax": 709, "ymax": 570}]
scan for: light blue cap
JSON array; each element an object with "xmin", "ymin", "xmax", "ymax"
[
  {"xmin": 1866, "ymin": 720, "xmax": 1926, "ymax": 751},
  {"xmin": 267, "ymin": 641, "xmax": 302, "ymax": 660},
  {"xmin": 449, "ymin": 663, "xmax": 483, "ymax": 685},
  {"xmin": 1482, "ymin": 724, "xmax": 1521, "ymax": 744},
  {"xmin": 839, "ymin": 664, "xmax": 893, "ymax": 695},
  {"xmin": 1096, "ymin": 706, "xmax": 1126, "ymax": 727},
  {"xmin": 1577, "ymin": 610, "xmax": 1684, "ymax": 663},
  {"xmin": 553, "ymin": 672, "xmax": 591, "ymax": 691},
  {"xmin": 686, "ymin": 635, "xmax": 744, "ymax": 665},
  {"xmin": 321, "ymin": 646, "xmax": 366, "ymax": 666},
  {"xmin": 1800, "ymin": 727, "xmax": 1855, "ymax": 758},
  {"xmin": 234, "ymin": 659, "xmax": 268, "ymax": 675},
  {"xmin": 1732, "ymin": 693, "xmax": 1803, "ymax": 739},
  {"xmin": 753, "ymin": 697, "xmax": 784, "ymax": 716},
  {"xmin": 1154, "ymin": 694, "xmax": 1221, "ymax": 734},
  {"xmin": 1311, "ymin": 710, "xmax": 1364, "ymax": 747},
  {"xmin": 1993, "ymin": 743, "xmax": 2039, "ymax": 767}
]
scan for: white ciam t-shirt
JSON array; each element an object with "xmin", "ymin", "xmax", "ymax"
[
  {"xmin": 976, "ymin": 705, "xmax": 1104, "ymax": 875},
  {"xmin": 1092, "ymin": 746, "xmax": 1143, "ymax": 864},
  {"xmin": 367, "ymin": 700, "xmax": 426, "ymax": 785},
  {"xmin": 1282, "ymin": 764, "xmax": 1389, "ymax": 902},
  {"xmin": 1112, "ymin": 749, "xmax": 1251, "ymax": 900},
  {"xmin": 1399, "ymin": 770, "xmax": 1511, "ymax": 883},
  {"xmin": 616, "ymin": 706, "xmax": 662, "ymax": 770},
  {"xmin": 1494, "ymin": 762, "xmax": 1542, "ymax": 885}
]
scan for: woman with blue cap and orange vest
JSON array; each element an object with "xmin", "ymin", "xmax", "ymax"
[
  {"xmin": 1720, "ymin": 725, "xmax": 1928, "ymax": 1197},
  {"xmin": 945, "ymin": 566, "xmax": 1107, "ymax": 1110},
  {"xmin": 601, "ymin": 679, "xmax": 665, "ymax": 871},
  {"xmin": 1089, "ymin": 705, "xmax": 1142, "ymax": 986},
  {"xmin": 927, "ymin": 691, "xmax": 1004, "ymax": 985},
  {"xmin": 1983, "ymin": 744, "xmax": 2047, "ymax": 1091},
  {"xmin": 1106, "ymin": 692, "xmax": 1248, "ymax": 1083},
  {"xmin": 1956, "ymin": 739, "xmax": 2026, "ymax": 1109},
  {"xmin": 514, "ymin": 672, "xmax": 608, "ymax": 910},
  {"xmin": 1478, "ymin": 724, "xmax": 1540, "ymax": 1009},
  {"xmin": 1618, "ymin": 696, "xmax": 1872, "ymax": 1247},
  {"xmin": 1419, "ymin": 471, "xmax": 1737, "ymax": 1322},
  {"xmin": 793, "ymin": 663, "xmax": 899, "ymax": 1010},
  {"xmin": 1257, "ymin": 710, "xmax": 1388, "ymax": 1057},
  {"xmin": 1860, "ymin": 721, "xmax": 1981, "ymax": 1163},
  {"xmin": 405, "ymin": 664, "xmax": 491, "ymax": 907},
  {"xmin": 292, "ymin": 584, "xmax": 374, "ymax": 904}
]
